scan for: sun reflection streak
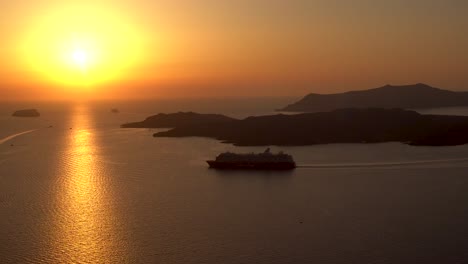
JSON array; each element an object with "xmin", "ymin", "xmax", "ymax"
[{"xmin": 47, "ymin": 105, "xmax": 123, "ymax": 263}]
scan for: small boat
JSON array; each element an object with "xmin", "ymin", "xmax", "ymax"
[
  {"xmin": 207, "ymin": 148, "xmax": 296, "ymax": 170},
  {"xmin": 111, "ymin": 108, "xmax": 120, "ymax": 113}
]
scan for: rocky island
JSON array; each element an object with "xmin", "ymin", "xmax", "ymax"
[
  {"xmin": 122, "ymin": 112, "xmax": 237, "ymax": 128},
  {"xmin": 12, "ymin": 109, "xmax": 40, "ymax": 117},
  {"xmin": 122, "ymin": 109, "xmax": 468, "ymax": 147},
  {"xmin": 279, "ymin": 84, "xmax": 468, "ymax": 113}
]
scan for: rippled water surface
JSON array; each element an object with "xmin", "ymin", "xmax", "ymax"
[{"xmin": 2, "ymin": 100, "xmax": 468, "ymax": 264}]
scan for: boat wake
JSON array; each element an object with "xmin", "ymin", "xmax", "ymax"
[
  {"xmin": 298, "ymin": 158, "xmax": 468, "ymax": 169},
  {"xmin": 0, "ymin": 130, "xmax": 37, "ymax": 145}
]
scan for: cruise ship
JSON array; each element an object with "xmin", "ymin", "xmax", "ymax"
[{"xmin": 207, "ymin": 148, "xmax": 296, "ymax": 170}]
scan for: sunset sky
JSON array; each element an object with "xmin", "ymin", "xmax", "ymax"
[{"xmin": 1, "ymin": 0, "xmax": 467, "ymax": 100}]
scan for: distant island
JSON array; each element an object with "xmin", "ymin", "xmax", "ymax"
[
  {"xmin": 122, "ymin": 112, "xmax": 236, "ymax": 128},
  {"xmin": 122, "ymin": 109, "xmax": 468, "ymax": 146},
  {"xmin": 279, "ymin": 83, "xmax": 468, "ymax": 112},
  {"xmin": 12, "ymin": 109, "xmax": 40, "ymax": 117}
]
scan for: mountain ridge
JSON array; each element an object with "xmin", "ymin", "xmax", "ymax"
[
  {"xmin": 121, "ymin": 112, "xmax": 236, "ymax": 128},
  {"xmin": 280, "ymin": 84, "xmax": 468, "ymax": 112}
]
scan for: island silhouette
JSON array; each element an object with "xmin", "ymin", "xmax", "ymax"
[
  {"xmin": 122, "ymin": 109, "xmax": 468, "ymax": 146},
  {"xmin": 122, "ymin": 112, "xmax": 236, "ymax": 128},
  {"xmin": 280, "ymin": 83, "xmax": 468, "ymax": 112},
  {"xmin": 12, "ymin": 109, "xmax": 40, "ymax": 117}
]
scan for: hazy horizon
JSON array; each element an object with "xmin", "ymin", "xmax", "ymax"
[
  {"xmin": 0, "ymin": 82, "xmax": 463, "ymax": 103},
  {"xmin": 1, "ymin": 0, "xmax": 467, "ymax": 100}
]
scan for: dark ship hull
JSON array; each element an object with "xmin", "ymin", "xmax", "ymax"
[{"xmin": 207, "ymin": 160, "xmax": 296, "ymax": 170}]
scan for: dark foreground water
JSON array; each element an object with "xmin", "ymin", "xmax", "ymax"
[{"xmin": 1, "ymin": 99, "xmax": 468, "ymax": 264}]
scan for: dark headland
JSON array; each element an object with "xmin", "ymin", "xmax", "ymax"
[
  {"xmin": 12, "ymin": 109, "xmax": 40, "ymax": 117},
  {"xmin": 279, "ymin": 83, "xmax": 468, "ymax": 112},
  {"xmin": 122, "ymin": 109, "xmax": 468, "ymax": 146},
  {"xmin": 122, "ymin": 112, "xmax": 237, "ymax": 128}
]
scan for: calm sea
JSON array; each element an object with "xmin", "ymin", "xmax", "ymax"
[{"xmin": 2, "ymin": 99, "xmax": 468, "ymax": 264}]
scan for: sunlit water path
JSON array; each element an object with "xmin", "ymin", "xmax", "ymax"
[{"xmin": 42, "ymin": 105, "xmax": 128, "ymax": 263}]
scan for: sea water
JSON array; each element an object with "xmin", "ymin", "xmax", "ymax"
[{"xmin": 1, "ymin": 99, "xmax": 468, "ymax": 264}]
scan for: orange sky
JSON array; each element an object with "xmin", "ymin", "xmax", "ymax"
[{"xmin": 0, "ymin": 0, "xmax": 467, "ymax": 100}]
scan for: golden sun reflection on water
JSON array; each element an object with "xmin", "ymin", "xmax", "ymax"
[{"xmin": 48, "ymin": 105, "xmax": 124, "ymax": 263}]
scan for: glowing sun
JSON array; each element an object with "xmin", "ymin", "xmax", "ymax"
[
  {"xmin": 71, "ymin": 49, "xmax": 89, "ymax": 69},
  {"xmin": 21, "ymin": 5, "xmax": 146, "ymax": 88}
]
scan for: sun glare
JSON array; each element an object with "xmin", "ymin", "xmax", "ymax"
[
  {"xmin": 72, "ymin": 49, "xmax": 89, "ymax": 69},
  {"xmin": 20, "ymin": 5, "xmax": 146, "ymax": 89}
]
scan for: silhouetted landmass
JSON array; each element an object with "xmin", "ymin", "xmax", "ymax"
[
  {"xmin": 280, "ymin": 84, "xmax": 468, "ymax": 112},
  {"xmin": 12, "ymin": 109, "xmax": 40, "ymax": 117},
  {"xmin": 122, "ymin": 108, "xmax": 468, "ymax": 146},
  {"xmin": 121, "ymin": 112, "xmax": 236, "ymax": 128}
]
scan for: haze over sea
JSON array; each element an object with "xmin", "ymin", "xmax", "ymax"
[{"xmin": 2, "ymin": 98, "xmax": 468, "ymax": 264}]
